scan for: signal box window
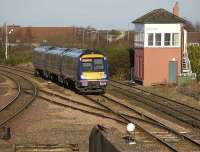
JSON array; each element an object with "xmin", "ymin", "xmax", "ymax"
[
  {"xmin": 155, "ymin": 33, "xmax": 161, "ymax": 46},
  {"xmin": 164, "ymin": 33, "xmax": 171, "ymax": 46},
  {"xmin": 172, "ymin": 33, "xmax": 179, "ymax": 46},
  {"xmin": 148, "ymin": 33, "xmax": 154, "ymax": 46}
]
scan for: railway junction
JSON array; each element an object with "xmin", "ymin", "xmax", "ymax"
[{"xmin": 0, "ymin": 64, "xmax": 200, "ymax": 152}]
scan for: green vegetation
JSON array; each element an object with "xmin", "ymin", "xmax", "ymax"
[
  {"xmin": 0, "ymin": 46, "xmax": 32, "ymax": 65},
  {"xmin": 188, "ymin": 45, "xmax": 200, "ymax": 81},
  {"xmin": 0, "ymin": 48, "xmax": 4, "ymax": 59},
  {"xmin": 177, "ymin": 45, "xmax": 200, "ymax": 100},
  {"xmin": 100, "ymin": 42, "xmax": 131, "ymax": 80},
  {"xmin": 178, "ymin": 81, "xmax": 200, "ymax": 100}
]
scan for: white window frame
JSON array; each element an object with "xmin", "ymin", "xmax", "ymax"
[
  {"xmin": 155, "ymin": 33, "xmax": 161, "ymax": 46},
  {"xmin": 164, "ymin": 33, "xmax": 171, "ymax": 46},
  {"xmin": 148, "ymin": 33, "xmax": 154, "ymax": 46},
  {"xmin": 172, "ymin": 33, "xmax": 180, "ymax": 46},
  {"xmin": 145, "ymin": 32, "xmax": 180, "ymax": 48}
]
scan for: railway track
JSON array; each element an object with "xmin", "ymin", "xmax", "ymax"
[
  {"xmin": 109, "ymin": 80, "xmax": 200, "ymax": 129},
  {"xmin": 0, "ymin": 68, "xmax": 38, "ymax": 131},
  {"xmin": 39, "ymin": 89, "xmax": 166, "ymax": 127},
  {"xmin": 0, "ymin": 73, "xmax": 21, "ymax": 111},
  {"xmin": 84, "ymin": 94, "xmax": 200, "ymax": 152},
  {"xmin": 37, "ymin": 86, "xmax": 200, "ymax": 151},
  {"xmin": 38, "ymin": 89, "xmax": 176, "ymax": 151},
  {"xmin": 2, "ymin": 65, "xmax": 200, "ymax": 151},
  {"xmin": 0, "ymin": 65, "xmax": 34, "ymax": 76}
]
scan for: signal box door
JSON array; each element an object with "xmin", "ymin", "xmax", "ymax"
[{"xmin": 169, "ymin": 61, "xmax": 177, "ymax": 83}]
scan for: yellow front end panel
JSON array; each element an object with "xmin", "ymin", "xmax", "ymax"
[
  {"xmin": 81, "ymin": 54, "xmax": 104, "ymax": 59},
  {"xmin": 82, "ymin": 72, "xmax": 104, "ymax": 80}
]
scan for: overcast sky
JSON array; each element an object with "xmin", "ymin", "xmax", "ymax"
[{"xmin": 0, "ymin": 0, "xmax": 199, "ymax": 30}]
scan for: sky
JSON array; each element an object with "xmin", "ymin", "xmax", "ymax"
[{"xmin": 0, "ymin": 0, "xmax": 199, "ymax": 30}]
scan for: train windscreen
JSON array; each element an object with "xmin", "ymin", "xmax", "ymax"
[{"xmin": 82, "ymin": 58, "xmax": 104, "ymax": 72}]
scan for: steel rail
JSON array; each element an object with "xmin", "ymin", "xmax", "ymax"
[
  {"xmin": 110, "ymin": 79, "xmax": 200, "ymax": 112},
  {"xmin": 38, "ymin": 89, "xmax": 163, "ymax": 127},
  {"xmin": 84, "ymin": 95, "xmax": 200, "ymax": 152},
  {"xmin": 110, "ymin": 80, "xmax": 200, "ymax": 128},
  {"xmin": 101, "ymin": 94, "xmax": 200, "ymax": 146},
  {"xmin": 0, "ymin": 72, "xmax": 21, "ymax": 112},
  {"xmin": 0, "ymin": 68, "xmax": 38, "ymax": 127}
]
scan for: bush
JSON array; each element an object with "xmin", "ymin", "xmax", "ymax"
[
  {"xmin": 99, "ymin": 42, "xmax": 131, "ymax": 80},
  {"xmin": 0, "ymin": 46, "xmax": 32, "ymax": 65},
  {"xmin": 178, "ymin": 80, "xmax": 200, "ymax": 100},
  {"xmin": 0, "ymin": 48, "xmax": 5, "ymax": 63},
  {"xmin": 188, "ymin": 45, "xmax": 200, "ymax": 81}
]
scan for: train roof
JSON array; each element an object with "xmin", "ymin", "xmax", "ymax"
[
  {"xmin": 33, "ymin": 46, "xmax": 57, "ymax": 52},
  {"xmin": 63, "ymin": 48, "xmax": 104, "ymax": 58},
  {"xmin": 63, "ymin": 48, "xmax": 84, "ymax": 57},
  {"xmin": 33, "ymin": 46, "xmax": 104, "ymax": 57},
  {"xmin": 46, "ymin": 47, "xmax": 68, "ymax": 55}
]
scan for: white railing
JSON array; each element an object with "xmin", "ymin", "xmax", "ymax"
[
  {"xmin": 181, "ymin": 43, "xmax": 196, "ymax": 79},
  {"xmin": 134, "ymin": 41, "xmax": 144, "ymax": 48}
]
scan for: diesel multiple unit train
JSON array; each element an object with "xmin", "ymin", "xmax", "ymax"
[{"xmin": 32, "ymin": 46, "xmax": 109, "ymax": 93}]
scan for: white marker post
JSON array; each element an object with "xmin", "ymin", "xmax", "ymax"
[{"xmin": 127, "ymin": 123, "xmax": 136, "ymax": 144}]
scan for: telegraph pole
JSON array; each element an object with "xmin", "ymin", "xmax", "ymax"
[
  {"xmin": 128, "ymin": 22, "xmax": 130, "ymax": 42},
  {"xmin": 5, "ymin": 23, "xmax": 14, "ymax": 60},
  {"xmin": 107, "ymin": 30, "xmax": 109, "ymax": 45},
  {"xmin": 5, "ymin": 23, "xmax": 8, "ymax": 60}
]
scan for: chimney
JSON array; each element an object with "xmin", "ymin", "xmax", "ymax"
[{"xmin": 173, "ymin": 1, "xmax": 180, "ymax": 16}]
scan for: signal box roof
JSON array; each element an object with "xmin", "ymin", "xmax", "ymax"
[{"xmin": 132, "ymin": 9, "xmax": 186, "ymax": 24}]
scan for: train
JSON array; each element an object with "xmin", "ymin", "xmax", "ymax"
[{"xmin": 32, "ymin": 46, "xmax": 109, "ymax": 93}]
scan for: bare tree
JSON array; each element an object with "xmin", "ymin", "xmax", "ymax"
[
  {"xmin": 25, "ymin": 26, "xmax": 33, "ymax": 45},
  {"xmin": 195, "ymin": 22, "xmax": 200, "ymax": 32}
]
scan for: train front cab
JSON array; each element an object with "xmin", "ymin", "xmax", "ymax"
[{"xmin": 76, "ymin": 54, "xmax": 108, "ymax": 93}]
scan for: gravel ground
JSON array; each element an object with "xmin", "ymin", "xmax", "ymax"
[
  {"xmin": 138, "ymin": 84, "xmax": 200, "ymax": 110},
  {"xmin": 0, "ymin": 76, "xmax": 6, "ymax": 83},
  {"xmin": 0, "ymin": 97, "xmax": 126, "ymax": 152},
  {"xmin": 0, "ymin": 64, "xmax": 187, "ymax": 151},
  {"xmin": 106, "ymin": 88, "xmax": 192, "ymax": 133},
  {"xmin": 0, "ymin": 72, "xmax": 172, "ymax": 152},
  {"xmin": 0, "ymin": 75, "xmax": 18, "ymax": 105}
]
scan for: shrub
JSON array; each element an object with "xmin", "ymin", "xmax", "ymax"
[
  {"xmin": 0, "ymin": 48, "xmax": 5, "ymax": 63},
  {"xmin": 178, "ymin": 80, "xmax": 200, "ymax": 100},
  {"xmin": 188, "ymin": 45, "xmax": 200, "ymax": 81},
  {"xmin": 0, "ymin": 46, "xmax": 32, "ymax": 65},
  {"xmin": 99, "ymin": 42, "xmax": 131, "ymax": 80}
]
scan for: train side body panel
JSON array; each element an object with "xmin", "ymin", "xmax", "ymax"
[
  {"xmin": 32, "ymin": 46, "xmax": 52, "ymax": 71},
  {"xmin": 45, "ymin": 48, "xmax": 64, "ymax": 76},
  {"xmin": 61, "ymin": 49, "xmax": 83, "ymax": 81}
]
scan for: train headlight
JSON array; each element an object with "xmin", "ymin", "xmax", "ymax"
[
  {"xmin": 103, "ymin": 73, "xmax": 107, "ymax": 79},
  {"xmin": 81, "ymin": 74, "xmax": 85, "ymax": 79}
]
